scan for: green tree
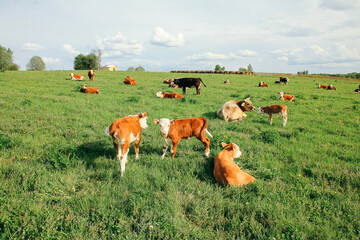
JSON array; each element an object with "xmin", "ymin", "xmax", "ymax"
[
  {"xmin": 239, "ymin": 67, "xmax": 247, "ymax": 72},
  {"xmin": 127, "ymin": 66, "xmax": 135, "ymax": 71},
  {"xmin": 135, "ymin": 65, "xmax": 145, "ymax": 72},
  {"xmin": 215, "ymin": 65, "xmax": 225, "ymax": 71},
  {"xmin": 247, "ymin": 64, "xmax": 253, "ymax": 72},
  {"xmin": 74, "ymin": 50, "xmax": 102, "ymax": 70},
  {"xmin": 0, "ymin": 44, "xmax": 19, "ymax": 70},
  {"xmin": 26, "ymin": 56, "xmax": 45, "ymax": 71}
]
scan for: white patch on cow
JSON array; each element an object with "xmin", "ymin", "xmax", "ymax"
[
  {"xmin": 157, "ymin": 118, "xmax": 171, "ymax": 137},
  {"xmin": 257, "ymin": 107, "xmax": 264, "ymax": 114},
  {"xmin": 205, "ymin": 150, "xmax": 210, "ymax": 158},
  {"xmin": 140, "ymin": 117, "xmax": 148, "ymax": 129},
  {"xmin": 130, "ymin": 132, "xmax": 138, "ymax": 142},
  {"xmin": 233, "ymin": 144, "xmax": 242, "ymax": 158},
  {"xmin": 155, "ymin": 91, "xmax": 164, "ymax": 98},
  {"xmin": 121, "ymin": 138, "xmax": 126, "ymax": 144},
  {"xmin": 170, "ymin": 146, "xmax": 174, "ymax": 154}
]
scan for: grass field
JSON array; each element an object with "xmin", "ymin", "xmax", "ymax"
[{"xmin": 0, "ymin": 70, "xmax": 359, "ymax": 239}]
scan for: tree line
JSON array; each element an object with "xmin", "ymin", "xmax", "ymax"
[{"xmin": 215, "ymin": 64, "xmax": 253, "ymax": 72}]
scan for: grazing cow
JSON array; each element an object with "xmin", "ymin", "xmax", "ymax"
[
  {"xmin": 153, "ymin": 117, "xmax": 213, "ymax": 159},
  {"xmin": 328, "ymin": 85, "xmax": 336, "ymax": 90},
  {"xmin": 258, "ymin": 81, "xmax": 268, "ymax": 87},
  {"xmin": 105, "ymin": 113, "xmax": 148, "ymax": 177},
  {"xmin": 88, "ymin": 70, "xmax": 95, "ymax": 81},
  {"xmin": 257, "ymin": 105, "xmax": 288, "ymax": 127},
  {"xmin": 279, "ymin": 77, "xmax": 289, "ymax": 84},
  {"xmin": 317, "ymin": 84, "xmax": 329, "ymax": 89},
  {"xmin": 80, "ymin": 84, "xmax": 100, "ymax": 94},
  {"xmin": 155, "ymin": 91, "xmax": 184, "ymax": 99},
  {"xmin": 169, "ymin": 78, "xmax": 207, "ymax": 95},
  {"xmin": 217, "ymin": 97, "xmax": 255, "ymax": 122},
  {"xmin": 70, "ymin": 73, "xmax": 85, "ymax": 80},
  {"xmin": 124, "ymin": 76, "xmax": 137, "ymax": 85},
  {"xmin": 224, "ymin": 80, "xmax": 231, "ymax": 84},
  {"xmin": 213, "ymin": 142, "xmax": 255, "ymax": 186},
  {"xmin": 275, "ymin": 80, "xmax": 281, "ymax": 84},
  {"xmin": 278, "ymin": 91, "xmax": 295, "ymax": 102}
]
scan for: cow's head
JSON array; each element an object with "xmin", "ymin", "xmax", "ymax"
[
  {"xmin": 316, "ymin": 84, "xmax": 321, "ymax": 88},
  {"xmin": 221, "ymin": 142, "xmax": 242, "ymax": 159},
  {"xmin": 138, "ymin": 112, "xmax": 148, "ymax": 129},
  {"xmin": 81, "ymin": 84, "xmax": 87, "ymax": 89},
  {"xmin": 70, "ymin": 73, "xmax": 74, "ymax": 77},
  {"xmin": 155, "ymin": 91, "xmax": 164, "ymax": 98},
  {"xmin": 278, "ymin": 91, "xmax": 284, "ymax": 97},
  {"xmin": 241, "ymin": 97, "xmax": 255, "ymax": 111},
  {"xmin": 153, "ymin": 118, "xmax": 174, "ymax": 137}
]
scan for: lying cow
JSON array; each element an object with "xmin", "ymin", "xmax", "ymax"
[
  {"xmin": 163, "ymin": 79, "xmax": 171, "ymax": 84},
  {"xmin": 278, "ymin": 91, "xmax": 295, "ymax": 102},
  {"xmin": 257, "ymin": 105, "xmax": 288, "ymax": 127},
  {"xmin": 217, "ymin": 97, "xmax": 255, "ymax": 122},
  {"xmin": 328, "ymin": 85, "xmax": 336, "ymax": 90},
  {"xmin": 155, "ymin": 91, "xmax": 184, "ymax": 99},
  {"xmin": 169, "ymin": 78, "xmax": 207, "ymax": 95},
  {"xmin": 355, "ymin": 84, "xmax": 360, "ymax": 93},
  {"xmin": 279, "ymin": 77, "xmax": 289, "ymax": 84},
  {"xmin": 224, "ymin": 80, "xmax": 231, "ymax": 84},
  {"xmin": 153, "ymin": 117, "xmax": 213, "ymax": 159},
  {"xmin": 316, "ymin": 84, "xmax": 329, "ymax": 89},
  {"xmin": 80, "ymin": 84, "xmax": 100, "ymax": 94},
  {"xmin": 70, "ymin": 73, "xmax": 85, "ymax": 80},
  {"xmin": 258, "ymin": 81, "xmax": 268, "ymax": 87},
  {"xmin": 88, "ymin": 70, "xmax": 95, "ymax": 81},
  {"xmin": 105, "ymin": 113, "xmax": 148, "ymax": 177},
  {"xmin": 274, "ymin": 80, "xmax": 281, "ymax": 84},
  {"xmin": 124, "ymin": 76, "xmax": 137, "ymax": 85},
  {"xmin": 213, "ymin": 142, "xmax": 255, "ymax": 186}
]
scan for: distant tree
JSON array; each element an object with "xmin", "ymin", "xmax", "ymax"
[
  {"xmin": 0, "ymin": 44, "xmax": 19, "ymax": 71},
  {"xmin": 135, "ymin": 65, "xmax": 145, "ymax": 72},
  {"xmin": 74, "ymin": 50, "xmax": 102, "ymax": 70},
  {"xmin": 297, "ymin": 70, "xmax": 309, "ymax": 75},
  {"xmin": 247, "ymin": 64, "xmax": 253, "ymax": 72},
  {"xmin": 239, "ymin": 67, "xmax": 247, "ymax": 72},
  {"xmin": 127, "ymin": 66, "xmax": 135, "ymax": 71},
  {"xmin": 26, "ymin": 56, "xmax": 45, "ymax": 71}
]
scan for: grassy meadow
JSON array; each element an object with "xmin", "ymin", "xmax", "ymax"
[{"xmin": 0, "ymin": 70, "xmax": 359, "ymax": 239}]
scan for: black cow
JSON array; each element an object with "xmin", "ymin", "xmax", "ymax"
[
  {"xmin": 279, "ymin": 77, "xmax": 289, "ymax": 84},
  {"xmin": 169, "ymin": 78, "xmax": 207, "ymax": 95}
]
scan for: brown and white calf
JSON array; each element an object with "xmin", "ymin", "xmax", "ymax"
[
  {"xmin": 316, "ymin": 84, "xmax": 329, "ymax": 89},
  {"xmin": 80, "ymin": 84, "xmax": 100, "ymax": 94},
  {"xmin": 224, "ymin": 80, "xmax": 231, "ymax": 84},
  {"xmin": 155, "ymin": 91, "xmax": 184, "ymax": 99},
  {"xmin": 278, "ymin": 91, "xmax": 295, "ymax": 102},
  {"xmin": 153, "ymin": 117, "xmax": 213, "ymax": 159},
  {"xmin": 70, "ymin": 73, "xmax": 85, "ymax": 80},
  {"xmin": 213, "ymin": 142, "xmax": 255, "ymax": 186},
  {"xmin": 257, "ymin": 105, "xmax": 288, "ymax": 127},
  {"xmin": 124, "ymin": 76, "xmax": 137, "ymax": 85},
  {"xmin": 105, "ymin": 113, "xmax": 148, "ymax": 177},
  {"xmin": 327, "ymin": 85, "xmax": 336, "ymax": 90},
  {"xmin": 258, "ymin": 81, "xmax": 268, "ymax": 87},
  {"xmin": 88, "ymin": 70, "xmax": 95, "ymax": 81}
]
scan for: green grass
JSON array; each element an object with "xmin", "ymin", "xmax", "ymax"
[{"xmin": 0, "ymin": 70, "xmax": 359, "ymax": 239}]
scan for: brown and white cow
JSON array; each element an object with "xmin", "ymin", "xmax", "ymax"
[
  {"xmin": 278, "ymin": 92, "xmax": 295, "ymax": 102},
  {"xmin": 88, "ymin": 70, "xmax": 95, "ymax": 81},
  {"xmin": 258, "ymin": 81, "xmax": 268, "ymax": 87},
  {"xmin": 257, "ymin": 105, "xmax": 288, "ymax": 127},
  {"xmin": 224, "ymin": 80, "xmax": 231, "ymax": 84},
  {"xmin": 355, "ymin": 84, "xmax": 360, "ymax": 93},
  {"xmin": 124, "ymin": 76, "xmax": 137, "ymax": 85},
  {"xmin": 328, "ymin": 85, "xmax": 336, "ymax": 90},
  {"xmin": 279, "ymin": 77, "xmax": 289, "ymax": 84},
  {"xmin": 316, "ymin": 84, "xmax": 329, "ymax": 89},
  {"xmin": 217, "ymin": 97, "xmax": 255, "ymax": 122},
  {"xmin": 163, "ymin": 79, "xmax": 171, "ymax": 84},
  {"xmin": 155, "ymin": 91, "xmax": 184, "ymax": 99},
  {"xmin": 105, "ymin": 113, "xmax": 148, "ymax": 177},
  {"xmin": 70, "ymin": 73, "xmax": 85, "ymax": 80},
  {"xmin": 80, "ymin": 84, "xmax": 100, "ymax": 94},
  {"xmin": 153, "ymin": 117, "xmax": 213, "ymax": 159},
  {"xmin": 213, "ymin": 142, "xmax": 255, "ymax": 186}
]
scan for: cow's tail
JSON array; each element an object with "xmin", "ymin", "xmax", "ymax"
[
  {"xmin": 200, "ymin": 117, "xmax": 213, "ymax": 138},
  {"xmin": 105, "ymin": 126, "xmax": 111, "ymax": 137},
  {"xmin": 199, "ymin": 78, "xmax": 207, "ymax": 87}
]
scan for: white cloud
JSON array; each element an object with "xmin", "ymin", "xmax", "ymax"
[
  {"xmin": 22, "ymin": 42, "xmax": 43, "ymax": 51},
  {"xmin": 319, "ymin": 0, "xmax": 360, "ymax": 11},
  {"xmin": 42, "ymin": 57, "xmax": 61, "ymax": 64},
  {"xmin": 187, "ymin": 50, "xmax": 257, "ymax": 60},
  {"xmin": 150, "ymin": 27, "xmax": 184, "ymax": 47},
  {"xmin": 96, "ymin": 32, "xmax": 144, "ymax": 57},
  {"xmin": 62, "ymin": 44, "xmax": 80, "ymax": 55}
]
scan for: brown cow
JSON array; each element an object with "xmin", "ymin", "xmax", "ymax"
[
  {"xmin": 153, "ymin": 117, "xmax": 213, "ymax": 159},
  {"xmin": 155, "ymin": 91, "xmax": 184, "ymax": 99},
  {"xmin": 278, "ymin": 92, "xmax": 295, "ymax": 102},
  {"xmin": 70, "ymin": 73, "xmax": 85, "ymax": 80},
  {"xmin": 317, "ymin": 84, "xmax": 329, "ymax": 89},
  {"xmin": 213, "ymin": 142, "xmax": 255, "ymax": 186},
  {"xmin": 80, "ymin": 84, "xmax": 100, "ymax": 94},
  {"xmin": 257, "ymin": 105, "xmax": 288, "ymax": 127},
  {"xmin": 124, "ymin": 76, "xmax": 137, "ymax": 85},
  {"xmin": 217, "ymin": 97, "xmax": 255, "ymax": 122},
  {"xmin": 258, "ymin": 81, "xmax": 268, "ymax": 87}
]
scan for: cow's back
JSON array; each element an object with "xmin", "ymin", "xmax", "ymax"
[
  {"xmin": 217, "ymin": 101, "xmax": 244, "ymax": 121},
  {"xmin": 169, "ymin": 118, "xmax": 205, "ymax": 138},
  {"xmin": 109, "ymin": 116, "xmax": 140, "ymax": 139}
]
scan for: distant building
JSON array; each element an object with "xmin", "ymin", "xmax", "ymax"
[{"xmin": 103, "ymin": 65, "xmax": 118, "ymax": 71}]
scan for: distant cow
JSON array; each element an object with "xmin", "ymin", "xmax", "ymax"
[
  {"xmin": 163, "ymin": 79, "xmax": 171, "ymax": 84},
  {"xmin": 88, "ymin": 70, "xmax": 95, "ymax": 81},
  {"xmin": 317, "ymin": 84, "xmax": 329, "ymax": 89},
  {"xmin": 105, "ymin": 113, "xmax": 148, "ymax": 177},
  {"xmin": 213, "ymin": 142, "xmax": 255, "ymax": 186},
  {"xmin": 169, "ymin": 78, "xmax": 207, "ymax": 95},
  {"xmin": 257, "ymin": 105, "xmax": 288, "ymax": 127},
  {"xmin": 153, "ymin": 117, "xmax": 213, "ymax": 159},
  {"xmin": 258, "ymin": 81, "xmax": 268, "ymax": 87},
  {"xmin": 275, "ymin": 80, "xmax": 281, "ymax": 84},
  {"xmin": 155, "ymin": 91, "xmax": 184, "ymax": 99},
  {"xmin": 70, "ymin": 73, "xmax": 85, "ymax": 80},
  {"xmin": 80, "ymin": 84, "xmax": 100, "ymax": 94},
  {"xmin": 278, "ymin": 91, "xmax": 295, "ymax": 102},
  {"xmin": 124, "ymin": 76, "xmax": 136, "ymax": 85},
  {"xmin": 224, "ymin": 80, "xmax": 231, "ymax": 84},
  {"xmin": 217, "ymin": 97, "xmax": 255, "ymax": 122},
  {"xmin": 355, "ymin": 85, "xmax": 360, "ymax": 93},
  {"xmin": 279, "ymin": 77, "xmax": 289, "ymax": 84},
  {"xmin": 328, "ymin": 85, "xmax": 336, "ymax": 90}
]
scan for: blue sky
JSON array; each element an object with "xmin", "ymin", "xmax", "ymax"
[{"xmin": 1, "ymin": 0, "xmax": 359, "ymax": 73}]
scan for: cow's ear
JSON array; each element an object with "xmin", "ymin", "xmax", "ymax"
[
  {"xmin": 241, "ymin": 102, "xmax": 245, "ymax": 107},
  {"xmin": 153, "ymin": 119, "xmax": 159, "ymax": 124},
  {"xmin": 170, "ymin": 120, "xmax": 175, "ymax": 124},
  {"xmin": 221, "ymin": 142, "xmax": 228, "ymax": 148}
]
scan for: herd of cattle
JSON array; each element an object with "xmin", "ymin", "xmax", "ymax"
[{"xmin": 67, "ymin": 70, "xmax": 358, "ymax": 186}]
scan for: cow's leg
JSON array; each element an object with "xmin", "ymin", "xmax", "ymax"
[
  {"xmin": 113, "ymin": 142, "xmax": 122, "ymax": 165},
  {"xmin": 268, "ymin": 114, "xmax": 273, "ymax": 125},
  {"xmin": 120, "ymin": 141, "xmax": 130, "ymax": 177},
  {"xmin": 134, "ymin": 135, "xmax": 141, "ymax": 160},
  {"xmin": 182, "ymin": 86, "xmax": 186, "ymax": 95},
  {"xmin": 198, "ymin": 133, "xmax": 210, "ymax": 158},
  {"xmin": 170, "ymin": 140, "xmax": 179, "ymax": 159},
  {"xmin": 282, "ymin": 112, "xmax": 287, "ymax": 127},
  {"xmin": 196, "ymin": 85, "xmax": 201, "ymax": 95},
  {"xmin": 161, "ymin": 137, "xmax": 169, "ymax": 159}
]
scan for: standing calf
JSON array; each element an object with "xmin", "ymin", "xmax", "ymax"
[
  {"xmin": 153, "ymin": 117, "xmax": 213, "ymax": 159},
  {"xmin": 88, "ymin": 70, "xmax": 95, "ymax": 81},
  {"xmin": 257, "ymin": 105, "xmax": 288, "ymax": 127},
  {"xmin": 213, "ymin": 142, "xmax": 255, "ymax": 186},
  {"xmin": 105, "ymin": 113, "xmax": 148, "ymax": 177}
]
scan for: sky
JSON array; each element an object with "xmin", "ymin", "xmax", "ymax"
[{"xmin": 1, "ymin": 0, "xmax": 360, "ymax": 74}]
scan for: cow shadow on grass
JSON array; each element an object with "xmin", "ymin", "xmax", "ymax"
[
  {"xmin": 74, "ymin": 140, "xmax": 114, "ymax": 168},
  {"xmin": 202, "ymin": 111, "xmax": 218, "ymax": 120}
]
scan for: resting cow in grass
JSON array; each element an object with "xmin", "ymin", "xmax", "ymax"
[
  {"xmin": 278, "ymin": 92, "xmax": 295, "ymax": 102},
  {"xmin": 217, "ymin": 97, "xmax": 255, "ymax": 122},
  {"xmin": 80, "ymin": 84, "xmax": 100, "ymax": 94},
  {"xmin": 155, "ymin": 91, "xmax": 184, "ymax": 99},
  {"xmin": 124, "ymin": 76, "xmax": 137, "ymax": 85},
  {"xmin": 70, "ymin": 73, "xmax": 85, "ymax": 80},
  {"xmin": 258, "ymin": 81, "xmax": 268, "ymax": 87}
]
